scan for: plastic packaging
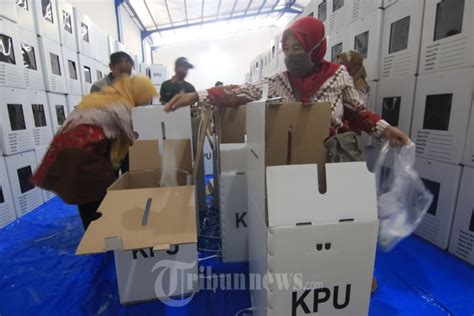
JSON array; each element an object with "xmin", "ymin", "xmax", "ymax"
[{"xmin": 374, "ymin": 142, "xmax": 433, "ymax": 251}]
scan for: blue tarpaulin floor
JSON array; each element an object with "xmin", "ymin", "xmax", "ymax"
[{"xmin": 0, "ymin": 197, "xmax": 473, "ymax": 316}]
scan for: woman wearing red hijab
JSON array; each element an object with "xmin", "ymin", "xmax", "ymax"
[{"xmin": 165, "ymin": 17, "xmax": 409, "ymax": 146}]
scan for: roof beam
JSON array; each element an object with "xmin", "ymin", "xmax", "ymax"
[
  {"xmin": 229, "ymin": 0, "xmax": 238, "ymax": 18},
  {"xmin": 255, "ymin": 0, "xmax": 268, "ymax": 19},
  {"xmin": 184, "ymin": 0, "xmax": 189, "ymax": 25},
  {"xmin": 201, "ymin": 0, "xmax": 204, "ymax": 24},
  {"xmin": 216, "ymin": 0, "xmax": 222, "ymax": 20},
  {"xmin": 143, "ymin": 0, "xmax": 160, "ymax": 36},
  {"xmin": 164, "ymin": 0, "xmax": 174, "ymax": 29},
  {"xmin": 241, "ymin": 0, "xmax": 252, "ymax": 21},
  {"xmin": 143, "ymin": 6, "xmax": 299, "ymax": 38},
  {"xmin": 124, "ymin": 0, "xmax": 146, "ymax": 30},
  {"xmin": 277, "ymin": 0, "xmax": 297, "ymax": 19}
]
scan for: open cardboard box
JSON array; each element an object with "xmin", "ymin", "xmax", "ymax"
[
  {"xmin": 76, "ymin": 139, "xmax": 198, "ymax": 304},
  {"xmin": 246, "ymin": 101, "xmax": 378, "ymax": 316},
  {"xmin": 214, "ymin": 107, "xmax": 249, "ymax": 263}
]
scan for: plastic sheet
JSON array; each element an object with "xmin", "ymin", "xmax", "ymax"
[
  {"xmin": 1, "ymin": 195, "xmax": 473, "ymax": 315},
  {"xmin": 374, "ymin": 142, "xmax": 433, "ymax": 251}
]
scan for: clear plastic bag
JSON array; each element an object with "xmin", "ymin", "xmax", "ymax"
[{"xmin": 374, "ymin": 141, "xmax": 433, "ymax": 252}]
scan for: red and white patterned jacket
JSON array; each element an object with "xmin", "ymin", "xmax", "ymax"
[{"xmin": 198, "ymin": 66, "xmax": 389, "ymax": 138}]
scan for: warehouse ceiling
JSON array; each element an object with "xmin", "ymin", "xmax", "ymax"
[{"xmin": 123, "ymin": 0, "xmax": 309, "ymax": 46}]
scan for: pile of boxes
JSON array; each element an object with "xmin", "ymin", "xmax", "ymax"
[
  {"xmin": 0, "ymin": 0, "xmax": 152, "ymax": 228},
  {"xmin": 245, "ymin": 0, "xmax": 474, "ymax": 266}
]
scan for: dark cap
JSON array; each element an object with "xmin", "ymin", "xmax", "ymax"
[{"xmin": 175, "ymin": 57, "xmax": 194, "ymax": 69}]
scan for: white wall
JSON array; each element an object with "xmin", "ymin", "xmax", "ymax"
[
  {"xmin": 144, "ymin": 41, "xmax": 152, "ymax": 65},
  {"xmin": 119, "ymin": 6, "xmax": 143, "ymax": 61},
  {"xmin": 152, "ymin": 27, "xmax": 282, "ymax": 90},
  {"xmin": 67, "ymin": 0, "xmax": 118, "ymax": 40},
  {"xmin": 67, "ymin": 1, "xmax": 146, "ymax": 62}
]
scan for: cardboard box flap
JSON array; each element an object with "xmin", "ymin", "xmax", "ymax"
[
  {"xmin": 76, "ymin": 186, "xmax": 196, "ymax": 255},
  {"xmin": 129, "ymin": 139, "xmax": 192, "ymax": 172},
  {"xmin": 265, "ymin": 102, "xmax": 331, "ymax": 167},
  {"xmin": 266, "ymin": 162, "xmax": 377, "ymax": 227},
  {"xmin": 220, "ymin": 143, "xmax": 247, "ymax": 174},
  {"xmin": 218, "ymin": 107, "xmax": 246, "ymax": 144},
  {"xmin": 164, "ymin": 139, "xmax": 193, "ymax": 172}
]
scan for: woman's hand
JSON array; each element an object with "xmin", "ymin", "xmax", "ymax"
[
  {"xmin": 382, "ymin": 126, "xmax": 411, "ymax": 147},
  {"xmin": 164, "ymin": 92, "xmax": 199, "ymax": 112}
]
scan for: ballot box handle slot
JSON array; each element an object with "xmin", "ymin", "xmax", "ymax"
[
  {"xmin": 141, "ymin": 198, "xmax": 152, "ymax": 226},
  {"xmin": 287, "ymin": 125, "xmax": 293, "ymax": 165},
  {"xmin": 161, "ymin": 122, "xmax": 166, "ymax": 140}
]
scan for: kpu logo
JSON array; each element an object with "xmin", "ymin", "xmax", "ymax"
[{"xmin": 292, "ymin": 284, "xmax": 351, "ymax": 316}]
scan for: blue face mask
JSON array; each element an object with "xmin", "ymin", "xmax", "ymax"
[{"xmin": 284, "ymin": 36, "xmax": 325, "ymax": 76}]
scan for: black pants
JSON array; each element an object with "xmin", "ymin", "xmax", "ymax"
[{"xmin": 77, "ymin": 200, "xmax": 103, "ymax": 230}]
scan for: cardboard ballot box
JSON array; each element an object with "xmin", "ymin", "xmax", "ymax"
[
  {"xmin": 215, "ymin": 107, "xmax": 249, "ymax": 263},
  {"xmin": 448, "ymin": 166, "xmax": 474, "ymax": 265},
  {"xmin": 246, "ymin": 101, "xmax": 378, "ymax": 316},
  {"xmin": 77, "ymin": 139, "xmax": 198, "ymax": 304}
]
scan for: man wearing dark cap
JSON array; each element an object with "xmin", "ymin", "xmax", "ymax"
[{"xmin": 160, "ymin": 57, "xmax": 196, "ymax": 104}]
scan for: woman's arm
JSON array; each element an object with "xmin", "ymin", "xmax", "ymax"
[
  {"xmin": 342, "ymin": 80, "xmax": 410, "ymax": 146},
  {"xmin": 164, "ymin": 77, "xmax": 277, "ymax": 112}
]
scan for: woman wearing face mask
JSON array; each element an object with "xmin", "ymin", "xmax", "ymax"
[
  {"xmin": 164, "ymin": 17, "xmax": 409, "ymax": 147},
  {"xmin": 166, "ymin": 17, "xmax": 404, "ymax": 293}
]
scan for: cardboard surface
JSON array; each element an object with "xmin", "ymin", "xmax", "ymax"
[
  {"xmin": 0, "ymin": 18, "xmax": 25, "ymax": 89},
  {"xmin": 347, "ymin": 9, "xmax": 384, "ymax": 81},
  {"xmin": 220, "ymin": 174, "xmax": 248, "ymax": 263},
  {"xmin": 18, "ymin": 28, "xmax": 46, "ymax": 90},
  {"xmin": 32, "ymin": 0, "xmax": 60, "ymax": 44},
  {"xmin": 77, "ymin": 139, "xmax": 196, "ymax": 255},
  {"xmin": 464, "ymin": 100, "xmax": 474, "ymax": 167},
  {"xmin": 0, "ymin": 157, "xmax": 16, "ymax": 229},
  {"xmin": 448, "ymin": 166, "xmax": 474, "ymax": 265},
  {"xmin": 0, "ymin": 2, "xmax": 17, "ymax": 22},
  {"xmin": 264, "ymin": 102, "xmax": 330, "ymax": 167},
  {"xmin": 218, "ymin": 107, "xmax": 246, "ymax": 144},
  {"xmin": 4, "ymin": 151, "xmax": 43, "ymax": 218},
  {"xmin": 56, "ymin": 0, "xmax": 78, "ymax": 51},
  {"xmin": 327, "ymin": 0, "xmax": 351, "ymax": 33},
  {"xmin": 411, "ymin": 68, "xmax": 473, "ymax": 164},
  {"xmin": 246, "ymin": 101, "xmax": 378, "ymax": 315},
  {"xmin": 372, "ymin": 76, "xmax": 416, "ymax": 148},
  {"xmin": 350, "ymin": 0, "xmax": 384, "ymax": 21},
  {"xmin": 132, "ymin": 105, "xmax": 193, "ymax": 143},
  {"xmin": 324, "ymin": 28, "xmax": 349, "ymax": 63},
  {"xmin": 61, "ymin": 46, "xmax": 82, "ymax": 95},
  {"xmin": 414, "ymin": 158, "xmax": 461, "ymax": 249},
  {"xmin": 15, "ymin": 0, "xmax": 35, "ymax": 33},
  {"xmin": 73, "ymin": 8, "xmax": 94, "ymax": 58},
  {"xmin": 27, "ymin": 90, "xmax": 54, "ymax": 147},
  {"xmin": 418, "ymin": 0, "xmax": 474, "ymax": 74},
  {"xmin": 150, "ymin": 64, "xmax": 168, "ymax": 86},
  {"xmin": 114, "ymin": 243, "xmax": 198, "ymax": 304},
  {"xmin": 266, "ymin": 162, "xmax": 377, "ymax": 227},
  {"xmin": 219, "ymin": 143, "xmax": 247, "ymax": 174},
  {"xmin": 34, "ymin": 146, "xmax": 55, "ymax": 202},
  {"xmin": 76, "ymin": 185, "xmax": 196, "ymax": 255},
  {"xmin": 78, "ymin": 54, "xmax": 94, "ymax": 95},
  {"xmin": 268, "ymin": 222, "xmax": 377, "ymax": 316},
  {"xmin": 38, "ymin": 36, "xmax": 67, "ymax": 94},
  {"xmin": 47, "ymin": 92, "xmax": 68, "ymax": 133},
  {"xmin": 379, "ymin": 0, "xmax": 424, "ymax": 78},
  {"xmin": 129, "ymin": 139, "xmax": 192, "ymax": 173},
  {"xmin": 66, "ymin": 94, "xmax": 81, "ymax": 114},
  {"xmin": 0, "ymin": 87, "xmax": 35, "ymax": 155}
]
